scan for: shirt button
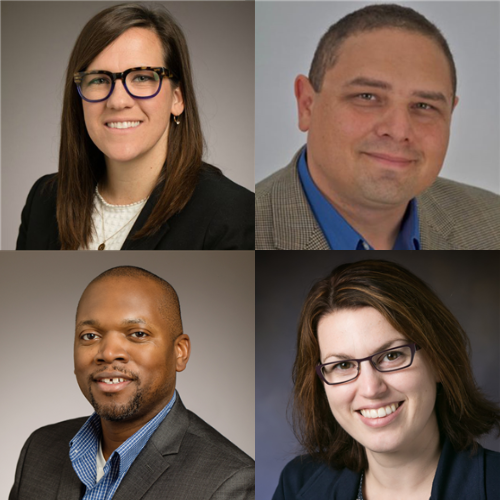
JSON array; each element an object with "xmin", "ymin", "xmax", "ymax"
[{"xmin": 362, "ymin": 241, "xmax": 370, "ymax": 250}]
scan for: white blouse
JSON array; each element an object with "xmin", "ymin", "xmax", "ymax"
[{"xmin": 86, "ymin": 188, "xmax": 148, "ymax": 251}]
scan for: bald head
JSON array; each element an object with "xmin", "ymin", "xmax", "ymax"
[{"xmin": 78, "ymin": 266, "xmax": 183, "ymax": 338}]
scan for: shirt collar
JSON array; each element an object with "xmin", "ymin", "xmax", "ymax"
[
  {"xmin": 297, "ymin": 148, "xmax": 420, "ymax": 250},
  {"xmin": 69, "ymin": 390, "xmax": 176, "ymax": 488}
]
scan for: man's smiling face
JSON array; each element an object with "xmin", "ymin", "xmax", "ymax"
[
  {"xmin": 74, "ymin": 276, "xmax": 189, "ymax": 423},
  {"xmin": 296, "ymin": 28, "xmax": 458, "ymax": 212}
]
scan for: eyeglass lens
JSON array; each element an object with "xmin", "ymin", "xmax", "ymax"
[
  {"xmin": 79, "ymin": 70, "xmax": 161, "ymax": 101},
  {"xmin": 321, "ymin": 345, "xmax": 413, "ymax": 384}
]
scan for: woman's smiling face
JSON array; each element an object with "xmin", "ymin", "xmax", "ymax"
[
  {"xmin": 81, "ymin": 27, "xmax": 184, "ymax": 166},
  {"xmin": 317, "ymin": 307, "xmax": 440, "ymax": 456}
]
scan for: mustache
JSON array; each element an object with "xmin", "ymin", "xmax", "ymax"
[{"xmin": 89, "ymin": 366, "xmax": 139, "ymax": 383}]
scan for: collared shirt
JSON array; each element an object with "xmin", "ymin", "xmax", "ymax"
[
  {"xmin": 297, "ymin": 149, "xmax": 420, "ymax": 250},
  {"xmin": 69, "ymin": 391, "xmax": 177, "ymax": 500}
]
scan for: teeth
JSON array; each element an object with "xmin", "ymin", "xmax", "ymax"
[
  {"xmin": 100, "ymin": 378, "xmax": 126, "ymax": 384},
  {"xmin": 360, "ymin": 402, "xmax": 400, "ymax": 419},
  {"xmin": 107, "ymin": 121, "xmax": 141, "ymax": 129}
]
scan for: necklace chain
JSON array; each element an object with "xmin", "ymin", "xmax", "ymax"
[{"xmin": 96, "ymin": 186, "xmax": 147, "ymax": 250}]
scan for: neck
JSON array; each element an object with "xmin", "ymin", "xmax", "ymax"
[
  {"xmin": 100, "ymin": 418, "xmax": 147, "ymax": 461},
  {"xmin": 364, "ymin": 417, "xmax": 441, "ymax": 499},
  {"xmin": 100, "ymin": 147, "xmax": 166, "ymax": 205}
]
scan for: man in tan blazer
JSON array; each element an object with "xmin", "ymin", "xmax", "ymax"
[{"xmin": 256, "ymin": 4, "xmax": 500, "ymax": 250}]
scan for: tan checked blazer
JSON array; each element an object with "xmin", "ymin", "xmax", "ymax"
[{"xmin": 256, "ymin": 149, "xmax": 500, "ymax": 250}]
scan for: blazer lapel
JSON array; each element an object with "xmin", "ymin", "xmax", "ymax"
[
  {"xmin": 121, "ymin": 183, "xmax": 170, "ymax": 250},
  {"xmin": 56, "ymin": 456, "xmax": 85, "ymax": 500},
  {"xmin": 112, "ymin": 396, "xmax": 189, "ymax": 500},
  {"xmin": 271, "ymin": 149, "xmax": 330, "ymax": 250}
]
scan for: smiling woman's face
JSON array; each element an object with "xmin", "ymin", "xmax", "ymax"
[
  {"xmin": 81, "ymin": 27, "xmax": 184, "ymax": 166},
  {"xmin": 317, "ymin": 307, "xmax": 439, "ymax": 456}
]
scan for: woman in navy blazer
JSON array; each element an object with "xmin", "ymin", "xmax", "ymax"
[{"xmin": 273, "ymin": 260, "xmax": 500, "ymax": 500}]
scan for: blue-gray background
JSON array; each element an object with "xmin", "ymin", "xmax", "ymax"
[
  {"xmin": 256, "ymin": 251, "xmax": 500, "ymax": 499},
  {"xmin": 255, "ymin": 1, "xmax": 500, "ymax": 195},
  {"xmin": 1, "ymin": 1, "xmax": 255, "ymax": 249}
]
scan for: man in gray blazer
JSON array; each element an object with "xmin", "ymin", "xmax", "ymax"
[
  {"xmin": 10, "ymin": 266, "xmax": 254, "ymax": 500},
  {"xmin": 256, "ymin": 4, "xmax": 500, "ymax": 250}
]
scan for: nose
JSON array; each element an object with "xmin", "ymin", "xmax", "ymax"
[
  {"xmin": 373, "ymin": 104, "xmax": 414, "ymax": 143},
  {"xmin": 94, "ymin": 332, "xmax": 130, "ymax": 364},
  {"xmin": 106, "ymin": 79, "xmax": 135, "ymax": 110},
  {"xmin": 355, "ymin": 360, "xmax": 389, "ymax": 398}
]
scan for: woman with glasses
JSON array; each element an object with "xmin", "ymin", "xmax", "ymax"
[
  {"xmin": 273, "ymin": 260, "xmax": 500, "ymax": 499},
  {"xmin": 16, "ymin": 3, "xmax": 254, "ymax": 250}
]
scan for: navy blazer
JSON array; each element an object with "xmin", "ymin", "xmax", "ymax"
[
  {"xmin": 16, "ymin": 164, "xmax": 255, "ymax": 250},
  {"xmin": 272, "ymin": 438, "xmax": 500, "ymax": 500}
]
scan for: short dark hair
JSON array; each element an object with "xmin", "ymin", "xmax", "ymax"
[
  {"xmin": 80, "ymin": 265, "xmax": 182, "ymax": 337},
  {"xmin": 309, "ymin": 4, "xmax": 457, "ymax": 96},
  {"xmin": 292, "ymin": 260, "xmax": 500, "ymax": 472}
]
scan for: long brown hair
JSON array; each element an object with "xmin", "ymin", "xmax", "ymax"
[
  {"xmin": 293, "ymin": 260, "xmax": 500, "ymax": 471},
  {"xmin": 57, "ymin": 3, "xmax": 205, "ymax": 249}
]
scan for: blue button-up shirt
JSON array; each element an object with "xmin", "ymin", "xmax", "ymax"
[
  {"xmin": 298, "ymin": 149, "xmax": 420, "ymax": 250},
  {"xmin": 69, "ymin": 391, "xmax": 176, "ymax": 500}
]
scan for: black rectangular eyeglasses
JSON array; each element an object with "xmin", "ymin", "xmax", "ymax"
[
  {"xmin": 316, "ymin": 343, "xmax": 421, "ymax": 385},
  {"xmin": 73, "ymin": 66, "xmax": 178, "ymax": 103}
]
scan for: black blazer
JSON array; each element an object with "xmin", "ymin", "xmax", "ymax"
[
  {"xmin": 272, "ymin": 437, "xmax": 500, "ymax": 500},
  {"xmin": 16, "ymin": 165, "xmax": 255, "ymax": 250},
  {"xmin": 10, "ymin": 394, "xmax": 255, "ymax": 500}
]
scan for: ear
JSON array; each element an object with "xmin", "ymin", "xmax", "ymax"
[
  {"xmin": 174, "ymin": 334, "xmax": 190, "ymax": 373},
  {"xmin": 451, "ymin": 95, "xmax": 459, "ymax": 114},
  {"xmin": 171, "ymin": 86, "xmax": 185, "ymax": 117},
  {"xmin": 295, "ymin": 74, "xmax": 316, "ymax": 132}
]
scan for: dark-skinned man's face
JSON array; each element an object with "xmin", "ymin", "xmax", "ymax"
[{"xmin": 74, "ymin": 276, "xmax": 189, "ymax": 422}]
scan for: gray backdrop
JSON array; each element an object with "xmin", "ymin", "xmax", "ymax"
[
  {"xmin": 255, "ymin": 1, "xmax": 500, "ymax": 195},
  {"xmin": 256, "ymin": 251, "xmax": 500, "ymax": 499},
  {"xmin": 1, "ymin": 251, "xmax": 255, "ymax": 499},
  {"xmin": 1, "ymin": 1, "xmax": 255, "ymax": 250}
]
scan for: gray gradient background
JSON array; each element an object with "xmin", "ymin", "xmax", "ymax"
[
  {"xmin": 1, "ymin": 1, "xmax": 255, "ymax": 250},
  {"xmin": 1, "ymin": 251, "xmax": 255, "ymax": 499},
  {"xmin": 256, "ymin": 251, "xmax": 500, "ymax": 499},
  {"xmin": 255, "ymin": 1, "xmax": 500, "ymax": 193}
]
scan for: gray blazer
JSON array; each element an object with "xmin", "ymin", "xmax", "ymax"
[
  {"xmin": 10, "ymin": 395, "xmax": 255, "ymax": 500},
  {"xmin": 256, "ymin": 149, "xmax": 500, "ymax": 250}
]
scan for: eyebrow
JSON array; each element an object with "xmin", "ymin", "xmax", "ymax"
[
  {"xmin": 343, "ymin": 76, "xmax": 449, "ymax": 105},
  {"xmin": 325, "ymin": 338, "xmax": 408, "ymax": 362},
  {"xmin": 75, "ymin": 318, "xmax": 147, "ymax": 329}
]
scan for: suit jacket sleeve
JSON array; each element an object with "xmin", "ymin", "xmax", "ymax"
[
  {"xmin": 16, "ymin": 174, "xmax": 58, "ymax": 250},
  {"xmin": 9, "ymin": 432, "xmax": 34, "ymax": 500},
  {"xmin": 209, "ymin": 464, "xmax": 255, "ymax": 500}
]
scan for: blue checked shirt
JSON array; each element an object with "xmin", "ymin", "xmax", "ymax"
[
  {"xmin": 69, "ymin": 391, "xmax": 176, "ymax": 500},
  {"xmin": 298, "ymin": 148, "xmax": 420, "ymax": 250}
]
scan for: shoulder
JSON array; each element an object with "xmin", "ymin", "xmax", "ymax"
[
  {"xmin": 484, "ymin": 447, "xmax": 500, "ymax": 493},
  {"xmin": 422, "ymin": 177, "xmax": 500, "ymax": 206},
  {"xmin": 273, "ymin": 455, "xmax": 349, "ymax": 500},
  {"xmin": 24, "ymin": 173, "xmax": 58, "ymax": 201},
  {"xmin": 196, "ymin": 164, "xmax": 254, "ymax": 206},
  {"xmin": 256, "ymin": 165, "xmax": 295, "ymax": 201},
  {"xmin": 164, "ymin": 163, "xmax": 254, "ymax": 249},
  {"xmin": 184, "ymin": 409, "xmax": 254, "ymax": 469},
  {"xmin": 24, "ymin": 416, "xmax": 88, "ymax": 447},
  {"xmin": 418, "ymin": 178, "xmax": 500, "ymax": 249}
]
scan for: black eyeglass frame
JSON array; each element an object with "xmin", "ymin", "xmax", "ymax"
[
  {"xmin": 73, "ymin": 66, "xmax": 178, "ymax": 103},
  {"xmin": 316, "ymin": 343, "xmax": 421, "ymax": 385}
]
